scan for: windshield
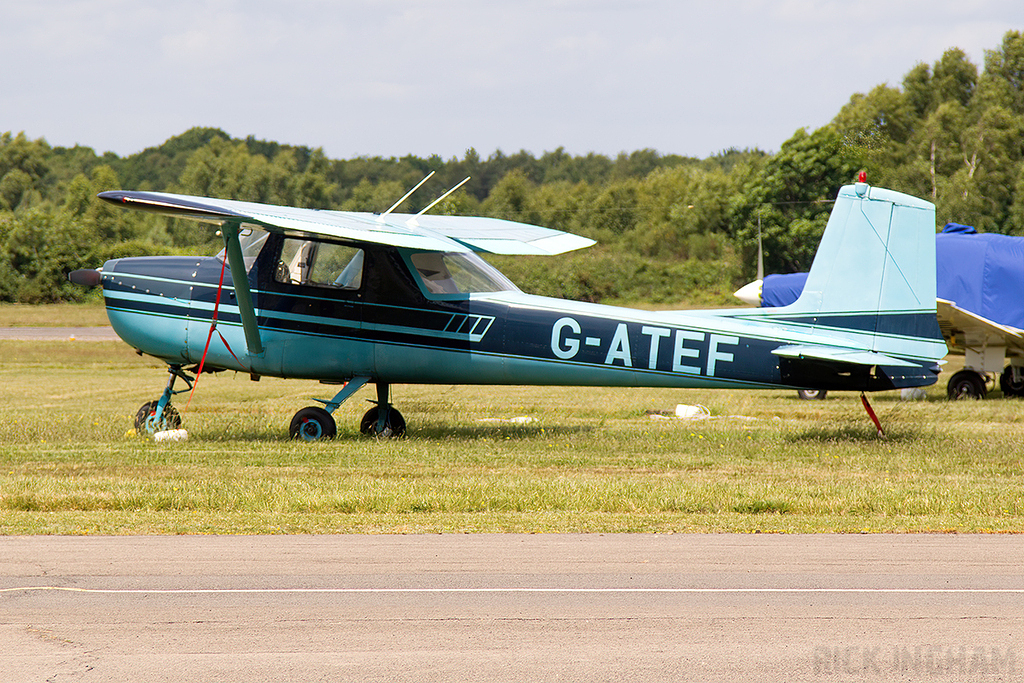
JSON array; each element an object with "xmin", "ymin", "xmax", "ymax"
[
  {"xmin": 409, "ymin": 251, "xmax": 519, "ymax": 295},
  {"xmin": 216, "ymin": 225, "xmax": 270, "ymax": 272}
]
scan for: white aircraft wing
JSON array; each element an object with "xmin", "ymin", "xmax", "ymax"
[
  {"xmin": 98, "ymin": 191, "xmax": 594, "ymax": 256},
  {"xmin": 937, "ymin": 298, "xmax": 1024, "ymax": 352}
]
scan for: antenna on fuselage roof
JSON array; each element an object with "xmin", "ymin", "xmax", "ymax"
[
  {"xmin": 417, "ymin": 176, "xmax": 471, "ymax": 215},
  {"xmin": 380, "ymin": 170, "xmax": 435, "ymax": 219}
]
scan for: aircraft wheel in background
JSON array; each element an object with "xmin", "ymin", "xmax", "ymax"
[
  {"xmin": 999, "ymin": 366, "xmax": 1024, "ymax": 397},
  {"xmin": 360, "ymin": 406, "xmax": 406, "ymax": 438},
  {"xmin": 797, "ymin": 389, "xmax": 827, "ymax": 400},
  {"xmin": 134, "ymin": 400, "xmax": 182, "ymax": 435},
  {"xmin": 289, "ymin": 406, "xmax": 337, "ymax": 441},
  {"xmin": 946, "ymin": 370, "xmax": 987, "ymax": 400}
]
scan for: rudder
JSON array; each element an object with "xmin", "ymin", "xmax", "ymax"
[{"xmin": 782, "ymin": 182, "xmax": 945, "ymax": 360}]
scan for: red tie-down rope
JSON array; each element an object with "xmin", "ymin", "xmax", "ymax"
[
  {"xmin": 860, "ymin": 392, "xmax": 885, "ymax": 438},
  {"xmin": 184, "ymin": 255, "xmax": 243, "ymax": 411}
]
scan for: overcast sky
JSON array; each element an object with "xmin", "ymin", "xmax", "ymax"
[{"xmin": 3, "ymin": 0, "xmax": 1023, "ymax": 161}]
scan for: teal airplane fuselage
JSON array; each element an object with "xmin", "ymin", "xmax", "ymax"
[{"xmin": 84, "ymin": 182, "xmax": 948, "ymax": 438}]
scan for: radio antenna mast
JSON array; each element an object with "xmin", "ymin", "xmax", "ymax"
[
  {"xmin": 417, "ymin": 177, "xmax": 471, "ymax": 216},
  {"xmin": 380, "ymin": 170, "xmax": 435, "ymax": 218}
]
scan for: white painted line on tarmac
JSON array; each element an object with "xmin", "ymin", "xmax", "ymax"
[{"xmin": 3, "ymin": 586, "xmax": 1023, "ymax": 595}]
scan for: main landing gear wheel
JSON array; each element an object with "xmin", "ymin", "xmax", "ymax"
[
  {"xmin": 946, "ymin": 370, "xmax": 987, "ymax": 400},
  {"xmin": 360, "ymin": 406, "xmax": 406, "ymax": 438},
  {"xmin": 999, "ymin": 366, "xmax": 1024, "ymax": 397},
  {"xmin": 134, "ymin": 400, "xmax": 182, "ymax": 435},
  {"xmin": 797, "ymin": 389, "xmax": 828, "ymax": 400},
  {"xmin": 289, "ymin": 406, "xmax": 337, "ymax": 441}
]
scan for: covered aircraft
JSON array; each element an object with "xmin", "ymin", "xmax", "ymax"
[
  {"xmin": 736, "ymin": 224, "xmax": 1024, "ymax": 399},
  {"xmin": 71, "ymin": 180, "xmax": 947, "ymax": 438}
]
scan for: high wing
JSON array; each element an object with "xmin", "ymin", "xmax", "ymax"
[
  {"xmin": 937, "ymin": 299, "xmax": 1024, "ymax": 352},
  {"xmin": 97, "ymin": 191, "xmax": 595, "ymax": 256}
]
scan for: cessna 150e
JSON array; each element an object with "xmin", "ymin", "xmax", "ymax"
[{"xmin": 72, "ymin": 179, "xmax": 947, "ymax": 439}]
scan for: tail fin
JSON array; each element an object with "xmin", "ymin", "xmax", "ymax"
[{"xmin": 783, "ymin": 182, "xmax": 945, "ymax": 360}]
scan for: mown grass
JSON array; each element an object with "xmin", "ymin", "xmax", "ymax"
[
  {"xmin": 0, "ymin": 338, "xmax": 1021, "ymax": 534},
  {"xmin": 0, "ymin": 299, "xmax": 109, "ymax": 327}
]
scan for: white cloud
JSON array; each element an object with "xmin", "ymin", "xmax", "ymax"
[{"xmin": 1, "ymin": 0, "xmax": 1022, "ymax": 158}]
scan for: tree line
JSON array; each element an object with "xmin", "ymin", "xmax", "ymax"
[{"xmin": 3, "ymin": 30, "xmax": 1024, "ymax": 305}]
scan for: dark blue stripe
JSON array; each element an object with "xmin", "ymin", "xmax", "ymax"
[{"xmin": 765, "ymin": 312, "xmax": 943, "ymax": 340}]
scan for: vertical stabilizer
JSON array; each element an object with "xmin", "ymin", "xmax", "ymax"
[{"xmin": 782, "ymin": 182, "xmax": 944, "ymax": 358}]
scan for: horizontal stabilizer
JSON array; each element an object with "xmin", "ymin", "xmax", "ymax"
[
  {"xmin": 771, "ymin": 344, "xmax": 920, "ymax": 368},
  {"xmin": 98, "ymin": 191, "xmax": 594, "ymax": 256}
]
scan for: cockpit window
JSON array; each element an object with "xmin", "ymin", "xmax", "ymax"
[
  {"xmin": 215, "ymin": 224, "xmax": 270, "ymax": 272},
  {"xmin": 409, "ymin": 251, "xmax": 518, "ymax": 296},
  {"xmin": 275, "ymin": 237, "xmax": 363, "ymax": 290}
]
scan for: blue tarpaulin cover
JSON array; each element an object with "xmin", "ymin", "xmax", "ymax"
[
  {"xmin": 761, "ymin": 224, "xmax": 1024, "ymax": 329},
  {"xmin": 761, "ymin": 272, "xmax": 808, "ymax": 308},
  {"xmin": 934, "ymin": 224, "xmax": 1024, "ymax": 329}
]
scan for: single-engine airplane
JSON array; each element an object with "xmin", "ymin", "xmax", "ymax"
[{"xmin": 72, "ymin": 179, "xmax": 947, "ymax": 439}]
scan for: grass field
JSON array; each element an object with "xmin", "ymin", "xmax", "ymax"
[
  {"xmin": 1, "ymin": 336, "xmax": 1021, "ymax": 535},
  {"xmin": 0, "ymin": 300, "xmax": 109, "ymax": 327}
]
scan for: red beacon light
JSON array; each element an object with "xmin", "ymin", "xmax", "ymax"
[{"xmin": 855, "ymin": 171, "xmax": 869, "ymax": 196}]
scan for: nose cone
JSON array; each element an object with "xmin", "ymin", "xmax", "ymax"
[
  {"xmin": 733, "ymin": 279, "xmax": 763, "ymax": 306},
  {"xmin": 69, "ymin": 268, "xmax": 102, "ymax": 287}
]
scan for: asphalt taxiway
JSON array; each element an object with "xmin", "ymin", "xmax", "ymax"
[
  {"xmin": 0, "ymin": 326, "xmax": 118, "ymax": 341},
  {"xmin": 2, "ymin": 534, "xmax": 1022, "ymax": 682}
]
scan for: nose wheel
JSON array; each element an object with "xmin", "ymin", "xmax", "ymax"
[
  {"xmin": 135, "ymin": 400, "xmax": 182, "ymax": 433},
  {"xmin": 135, "ymin": 365, "xmax": 192, "ymax": 435}
]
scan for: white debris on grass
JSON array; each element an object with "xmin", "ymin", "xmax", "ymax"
[
  {"xmin": 477, "ymin": 416, "xmax": 538, "ymax": 425},
  {"xmin": 153, "ymin": 429, "xmax": 189, "ymax": 442}
]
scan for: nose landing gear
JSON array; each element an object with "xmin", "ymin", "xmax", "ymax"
[{"xmin": 135, "ymin": 365, "xmax": 193, "ymax": 435}]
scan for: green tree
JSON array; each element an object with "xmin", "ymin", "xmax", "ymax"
[
  {"xmin": 832, "ymin": 84, "xmax": 916, "ymax": 182},
  {"xmin": 2, "ymin": 209, "xmax": 96, "ymax": 302},
  {"xmin": 481, "ymin": 170, "xmax": 539, "ymax": 223},
  {"xmin": 0, "ymin": 169, "xmax": 34, "ymax": 211},
  {"xmin": 903, "ymin": 62, "xmax": 933, "ymax": 116},
  {"xmin": 932, "ymin": 48, "xmax": 977, "ymax": 108},
  {"xmin": 340, "ymin": 178, "xmax": 407, "ymax": 212},
  {"xmin": 634, "ymin": 166, "xmax": 734, "ymax": 259},
  {"xmin": 731, "ymin": 126, "xmax": 860, "ymax": 275},
  {"xmin": 292, "ymin": 148, "xmax": 335, "ymax": 208},
  {"xmin": 984, "ymin": 30, "xmax": 1024, "ymax": 115}
]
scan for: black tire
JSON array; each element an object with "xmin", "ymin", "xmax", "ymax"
[
  {"xmin": 359, "ymin": 406, "xmax": 406, "ymax": 437},
  {"xmin": 289, "ymin": 406, "xmax": 337, "ymax": 441},
  {"xmin": 134, "ymin": 400, "xmax": 182, "ymax": 435},
  {"xmin": 797, "ymin": 389, "xmax": 827, "ymax": 400},
  {"xmin": 946, "ymin": 370, "xmax": 987, "ymax": 400},
  {"xmin": 999, "ymin": 366, "xmax": 1024, "ymax": 397}
]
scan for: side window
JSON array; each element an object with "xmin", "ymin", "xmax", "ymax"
[
  {"xmin": 311, "ymin": 243, "xmax": 363, "ymax": 289},
  {"xmin": 275, "ymin": 238, "xmax": 363, "ymax": 290}
]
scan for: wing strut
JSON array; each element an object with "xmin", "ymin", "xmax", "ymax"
[{"xmin": 221, "ymin": 221, "xmax": 264, "ymax": 356}]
